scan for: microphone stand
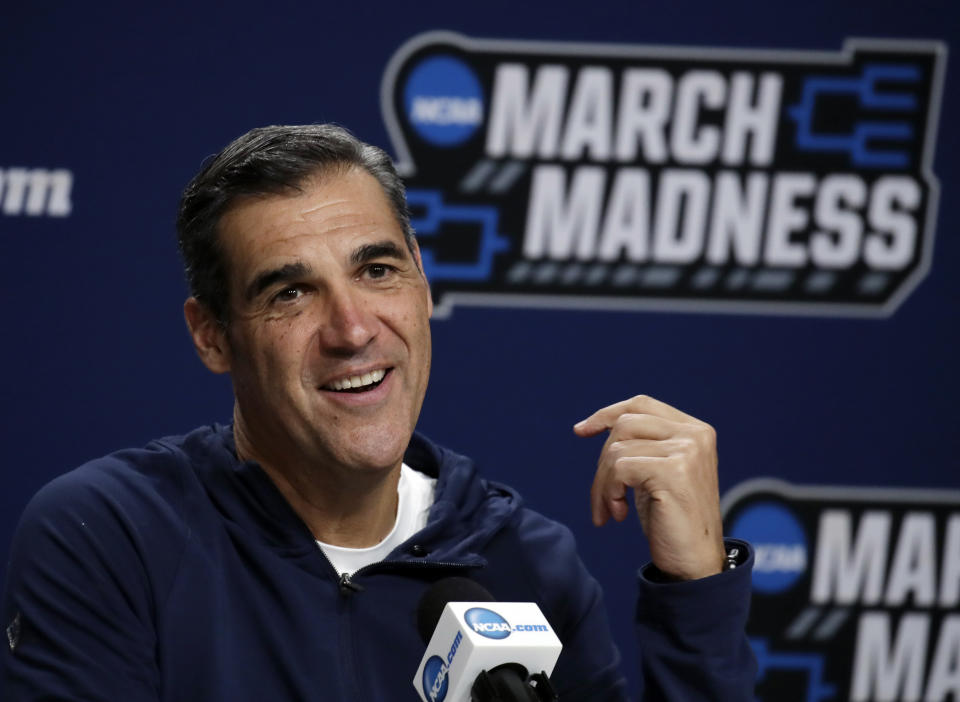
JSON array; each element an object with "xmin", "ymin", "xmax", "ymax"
[{"xmin": 471, "ymin": 664, "xmax": 558, "ymax": 701}]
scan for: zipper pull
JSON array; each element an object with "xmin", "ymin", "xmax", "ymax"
[{"xmin": 339, "ymin": 572, "xmax": 365, "ymax": 595}]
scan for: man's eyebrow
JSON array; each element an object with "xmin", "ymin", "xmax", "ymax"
[
  {"xmin": 245, "ymin": 262, "xmax": 311, "ymax": 301},
  {"xmin": 350, "ymin": 240, "xmax": 407, "ymax": 266}
]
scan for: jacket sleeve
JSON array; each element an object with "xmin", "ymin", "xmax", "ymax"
[
  {"xmin": 0, "ymin": 460, "xmax": 182, "ymax": 701},
  {"xmin": 515, "ymin": 509, "xmax": 756, "ymax": 701},
  {"xmin": 635, "ymin": 539, "xmax": 757, "ymax": 701}
]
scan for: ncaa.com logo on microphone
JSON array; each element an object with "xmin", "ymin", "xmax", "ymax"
[
  {"xmin": 421, "ymin": 630, "xmax": 463, "ymax": 702},
  {"xmin": 465, "ymin": 607, "xmax": 552, "ymax": 639},
  {"xmin": 465, "ymin": 607, "xmax": 512, "ymax": 639}
]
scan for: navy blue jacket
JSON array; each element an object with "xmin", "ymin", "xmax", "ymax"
[{"xmin": 1, "ymin": 425, "xmax": 756, "ymax": 700}]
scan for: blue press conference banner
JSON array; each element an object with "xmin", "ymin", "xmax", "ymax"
[{"xmin": 2, "ymin": 2, "xmax": 958, "ymax": 699}]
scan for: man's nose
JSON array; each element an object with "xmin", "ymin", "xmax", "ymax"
[{"xmin": 317, "ymin": 284, "xmax": 378, "ymax": 352}]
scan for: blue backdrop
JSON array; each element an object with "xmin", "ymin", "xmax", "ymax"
[{"xmin": 2, "ymin": 2, "xmax": 957, "ymax": 699}]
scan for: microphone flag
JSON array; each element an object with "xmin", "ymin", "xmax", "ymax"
[{"xmin": 414, "ymin": 601, "xmax": 562, "ymax": 702}]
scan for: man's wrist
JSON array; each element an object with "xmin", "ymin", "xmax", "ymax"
[{"xmin": 642, "ymin": 539, "xmax": 751, "ymax": 583}]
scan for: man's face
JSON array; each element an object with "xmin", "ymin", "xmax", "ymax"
[{"xmin": 213, "ymin": 167, "xmax": 432, "ymax": 476}]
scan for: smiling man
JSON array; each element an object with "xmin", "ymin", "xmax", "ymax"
[
  {"xmin": 185, "ymin": 165, "xmax": 434, "ymax": 553},
  {"xmin": 1, "ymin": 125, "xmax": 756, "ymax": 700}
]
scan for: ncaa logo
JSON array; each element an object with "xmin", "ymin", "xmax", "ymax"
[
  {"xmin": 729, "ymin": 500, "xmax": 807, "ymax": 594},
  {"xmin": 422, "ymin": 655, "xmax": 449, "ymax": 702},
  {"xmin": 464, "ymin": 607, "xmax": 511, "ymax": 639},
  {"xmin": 403, "ymin": 54, "xmax": 484, "ymax": 146}
]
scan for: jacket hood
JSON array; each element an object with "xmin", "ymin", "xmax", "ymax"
[{"xmin": 402, "ymin": 432, "xmax": 522, "ymax": 565}]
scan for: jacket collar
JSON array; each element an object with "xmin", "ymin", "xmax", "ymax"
[{"xmin": 179, "ymin": 424, "xmax": 521, "ymax": 569}]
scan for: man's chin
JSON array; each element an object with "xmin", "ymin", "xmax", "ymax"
[{"xmin": 328, "ymin": 431, "xmax": 411, "ymax": 475}]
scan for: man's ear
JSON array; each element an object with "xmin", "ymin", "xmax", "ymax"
[
  {"xmin": 184, "ymin": 297, "xmax": 232, "ymax": 374},
  {"xmin": 411, "ymin": 239, "xmax": 433, "ymax": 318}
]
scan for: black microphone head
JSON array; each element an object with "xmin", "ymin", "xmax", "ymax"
[{"xmin": 416, "ymin": 577, "xmax": 495, "ymax": 644}]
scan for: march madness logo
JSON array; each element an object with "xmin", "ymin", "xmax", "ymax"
[
  {"xmin": 722, "ymin": 479, "xmax": 960, "ymax": 701},
  {"xmin": 381, "ymin": 32, "xmax": 945, "ymax": 317}
]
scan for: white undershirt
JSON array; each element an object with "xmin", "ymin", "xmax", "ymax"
[{"xmin": 317, "ymin": 464, "xmax": 437, "ymax": 576}]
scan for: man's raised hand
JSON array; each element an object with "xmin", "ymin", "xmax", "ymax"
[{"xmin": 574, "ymin": 395, "xmax": 726, "ymax": 581}]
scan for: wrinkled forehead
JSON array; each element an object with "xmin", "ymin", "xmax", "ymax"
[
  {"xmin": 217, "ymin": 167, "xmax": 403, "ymax": 275},
  {"xmin": 217, "ymin": 162, "xmax": 401, "ymax": 243},
  {"xmin": 219, "ymin": 161, "xmax": 353, "ymax": 225}
]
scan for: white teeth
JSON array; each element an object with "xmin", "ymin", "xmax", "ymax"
[{"xmin": 325, "ymin": 368, "xmax": 386, "ymax": 391}]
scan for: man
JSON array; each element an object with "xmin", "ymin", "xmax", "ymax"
[{"xmin": 1, "ymin": 124, "xmax": 755, "ymax": 700}]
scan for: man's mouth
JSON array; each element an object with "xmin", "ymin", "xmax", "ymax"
[{"xmin": 321, "ymin": 368, "xmax": 389, "ymax": 393}]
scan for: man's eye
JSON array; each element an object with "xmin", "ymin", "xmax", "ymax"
[
  {"xmin": 365, "ymin": 263, "xmax": 394, "ymax": 279},
  {"xmin": 274, "ymin": 286, "xmax": 302, "ymax": 302}
]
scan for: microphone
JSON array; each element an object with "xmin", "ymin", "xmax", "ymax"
[{"xmin": 413, "ymin": 577, "xmax": 562, "ymax": 702}]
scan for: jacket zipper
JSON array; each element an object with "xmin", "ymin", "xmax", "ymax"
[
  {"xmin": 337, "ymin": 558, "xmax": 479, "ymax": 595},
  {"xmin": 338, "ymin": 571, "xmax": 364, "ymax": 594},
  {"xmin": 323, "ymin": 549, "xmax": 478, "ymax": 698}
]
